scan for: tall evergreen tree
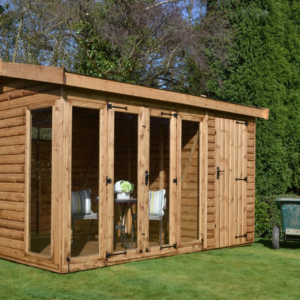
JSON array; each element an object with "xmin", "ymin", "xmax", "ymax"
[{"xmin": 189, "ymin": 0, "xmax": 300, "ymax": 196}]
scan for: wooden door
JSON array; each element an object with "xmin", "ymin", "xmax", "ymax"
[{"xmin": 215, "ymin": 118, "xmax": 248, "ymax": 248}]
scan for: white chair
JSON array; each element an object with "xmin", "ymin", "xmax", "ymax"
[{"xmin": 149, "ymin": 189, "xmax": 167, "ymax": 245}]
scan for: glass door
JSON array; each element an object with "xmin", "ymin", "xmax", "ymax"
[
  {"xmin": 113, "ymin": 111, "xmax": 138, "ymax": 253},
  {"xmin": 180, "ymin": 119, "xmax": 201, "ymax": 243},
  {"xmin": 71, "ymin": 106, "xmax": 100, "ymax": 258},
  {"xmin": 106, "ymin": 104, "xmax": 141, "ymax": 260},
  {"xmin": 145, "ymin": 109, "xmax": 177, "ymax": 254}
]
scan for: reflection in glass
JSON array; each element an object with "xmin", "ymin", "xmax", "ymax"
[
  {"xmin": 30, "ymin": 107, "xmax": 52, "ymax": 256},
  {"xmin": 149, "ymin": 117, "xmax": 170, "ymax": 246},
  {"xmin": 180, "ymin": 120, "xmax": 200, "ymax": 242},
  {"xmin": 71, "ymin": 107, "xmax": 99, "ymax": 257},
  {"xmin": 114, "ymin": 112, "xmax": 138, "ymax": 252}
]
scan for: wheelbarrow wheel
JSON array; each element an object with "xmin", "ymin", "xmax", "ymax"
[{"xmin": 272, "ymin": 226, "xmax": 280, "ymax": 249}]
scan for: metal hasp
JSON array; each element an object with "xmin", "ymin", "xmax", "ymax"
[
  {"xmin": 160, "ymin": 242, "xmax": 177, "ymax": 250},
  {"xmin": 106, "ymin": 251, "xmax": 126, "ymax": 259},
  {"xmin": 107, "ymin": 103, "xmax": 128, "ymax": 111},
  {"xmin": 216, "ymin": 167, "xmax": 224, "ymax": 180},
  {"xmin": 161, "ymin": 112, "xmax": 178, "ymax": 118},
  {"xmin": 106, "ymin": 176, "xmax": 112, "ymax": 186},
  {"xmin": 236, "ymin": 120, "xmax": 248, "ymax": 126},
  {"xmin": 145, "ymin": 170, "xmax": 149, "ymax": 186},
  {"xmin": 235, "ymin": 233, "xmax": 247, "ymax": 239},
  {"xmin": 173, "ymin": 178, "xmax": 178, "ymax": 185},
  {"xmin": 236, "ymin": 177, "xmax": 248, "ymax": 182}
]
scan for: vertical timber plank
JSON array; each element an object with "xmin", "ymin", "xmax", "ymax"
[
  {"xmin": 224, "ymin": 119, "xmax": 229, "ymax": 247},
  {"xmin": 99, "ymin": 107, "xmax": 108, "ymax": 258},
  {"xmin": 138, "ymin": 107, "xmax": 149, "ymax": 252},
  {"xmin": 220, "ymin": 119, "xmax": 225, "ymax": 248},
  {"xmin": 176, "ymin": 116, "xmax": 182, "ymax": 244},
  {"xmin": 242, "ymin": 121, "xmax": 247, "ymax": 244},
  {"xmin": 237, "ymin": 123, "xmax": 243, "ymax": 244},
  {"xmin": 229, "ymin": 120, "xmax": 235, "ymax": 246},
  {"xmin": 52, "ymin": 100, "xmax": 63, "ymax": 268},
  {"xmin": 107, "ymin": 108, "xmax": 114, "ymax": 253},
  {"xmin": 215, "ymin": 118, "xmax": 220, "ymax": 248},
  {"xmin": 200, "ymin": 114, "xmax": 208, "ymax": 248},
  {"xmin": 62, "ymin": 100, "xmax": 72, "ymax": 269},
  {"xmin": 24, "ymin": 109, "xmax": 31, "ymax": 254},
  {"xmin": 234, "ymin": 121, "xmax": 239, "ymax": 245},
  {"xmin": 169, "ymin": 114, "xmax": 177, "ymax": 245}
]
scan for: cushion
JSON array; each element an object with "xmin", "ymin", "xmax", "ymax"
[
  {"xmin": 71, "ymin": 189, "xmax": 92, "ymax": 215},
  {"xmin": 149, "ymin": 189, "xmax": 166, "ymax": 216}
]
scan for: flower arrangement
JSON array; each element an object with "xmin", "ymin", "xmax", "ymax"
[{"xmin": 114, "ymin": 180, "xmax": 134, "ymax": 194}]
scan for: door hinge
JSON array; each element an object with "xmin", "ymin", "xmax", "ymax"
[
  {"xmin": 217, "ymin": 167, "xmax": 224, "ymax": 180},
  {"xmin": 107, "ymin": 103, "xmax": 127, "ymax": 111},
  {"xmin": 236, "ymin": 120, "xmax": 248, "ymax": 126},
  {"xmin": 161, "ymin": 112, "xmax": 178, "ymax": 118},
  {"xmin": 106, "ymin": 251, "xmax": 126, "ymax": 259},
  {"xmin": 106, "ymin": 176, "xmax": 112, "ymax": 186},
  {"xmin": 236, "ymin": 177, "xmax": 247, "ymax": 182},
  {"xmin": 173, "ymin": 178, "xmax": 178, "ymax": 185},
  {"xmin": 160, "ymin": 242, "xmax": 177, "ymax": 250},
  {"xmin": 235, "ymin": 233, "xmax": 247, "ymax": 239}
]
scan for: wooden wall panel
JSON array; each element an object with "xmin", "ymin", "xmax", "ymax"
[
  {"xmin": 0, "ymin": 106, "xmax": 26, "ymax": 260},
  {"xmin": 0, "ymin": 78, "xmax": 59, "ymax": 270}
]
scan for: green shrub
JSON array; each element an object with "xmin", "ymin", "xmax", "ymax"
[{"xmin": 255, "ymin": 194, "xmax": 299, "ymax": 239}]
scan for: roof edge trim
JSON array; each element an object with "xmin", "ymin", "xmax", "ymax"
[{"xmin": 0, "ymin": 60, "xmax": 269, "ymax": 120}]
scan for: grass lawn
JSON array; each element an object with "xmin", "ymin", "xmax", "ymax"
[{"xmin": 1, "ymin": 239, "xmax": 300, "ymax": 300}]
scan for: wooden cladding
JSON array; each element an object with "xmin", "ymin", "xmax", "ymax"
[{"xmin": 0, "ymin": 77, "xmax": 259, "ymax": 273}]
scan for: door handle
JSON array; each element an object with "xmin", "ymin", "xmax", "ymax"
[{"xmin": 145, "ymin": 170, "xmax": 149, "ymax": 186}]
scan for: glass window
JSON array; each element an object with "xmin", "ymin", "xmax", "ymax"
[
  {"xmin": 113, "ymin": 112, "xmax": 138, "ymax": 252},
  {"xmin": 180, "ymin": 120, "xmax": 200, "ymax": 242},
  {"xmin": 30, "ymin": 107, "xmax": 53, "ymax": 256},
  {"xmin": 71, "ymin": 107, "xmax": 100, "ymax": 257}
]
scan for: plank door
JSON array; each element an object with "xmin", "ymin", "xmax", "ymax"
[{"xmin": 215, "ymin": 118, "xmax": 248, "ymax": 248}]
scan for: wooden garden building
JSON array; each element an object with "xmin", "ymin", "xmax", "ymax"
[{"xmin": 0, "ymin": 61, "xmax": 269, "ymax": 273}]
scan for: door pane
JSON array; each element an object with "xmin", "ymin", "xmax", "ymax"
[
  {"xmin": 114, "ymin": 112, "xmax": 138, "ymax": 251},
  {"xmin": 180, "ymin": 120, "xmax": 200, "ymax": 242},
  {"xmin": 71, "ymin": 107, "xmax": 99, "ymax": 257},
  {"xmin": 30, "ymin": 107, "xmax": 52, "ymax": 256},
  {"xmin": 149, "ymin": 117, "xmax": 170, "ymax": 247}
]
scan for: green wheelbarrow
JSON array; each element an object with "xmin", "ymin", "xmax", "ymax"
[{"xmin": 272, "ymin": 198, "xmax": 300, "ymax": 249}]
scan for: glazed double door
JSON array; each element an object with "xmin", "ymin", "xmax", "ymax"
[{"xmin": 107, "ymin": 106, "xmax": 177, "ymax": 260}]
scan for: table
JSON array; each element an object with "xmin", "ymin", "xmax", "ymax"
[{"xmin": 114, "ymin": 198, "xmax": 137, "ymax": 249}]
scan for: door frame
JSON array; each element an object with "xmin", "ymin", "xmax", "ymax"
[
  {"xmin": 106, "ymin": 103, "xmax": 144, "ymax": 263},
  {"xmin": 143, "ymin": 108, "xmax": 178, "ymax": 257}
]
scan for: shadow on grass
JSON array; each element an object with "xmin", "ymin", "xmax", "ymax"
[{"xmin": 256, "ymin": 238, "xmax": 300, "ymax": 249}]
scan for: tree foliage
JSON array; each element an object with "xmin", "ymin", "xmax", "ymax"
[{"xmin": 194, "ymin": 0, "xmax": 300, "ymax": 196}]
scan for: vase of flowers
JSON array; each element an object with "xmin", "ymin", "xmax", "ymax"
[{"xmin": 114, "ymin": 180, "xmax": 135, "ymax": 199}]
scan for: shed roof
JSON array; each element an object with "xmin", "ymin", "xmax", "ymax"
[{"xmin": 0, "ymin": 60, "xmax": 269, "ymax": 119}]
